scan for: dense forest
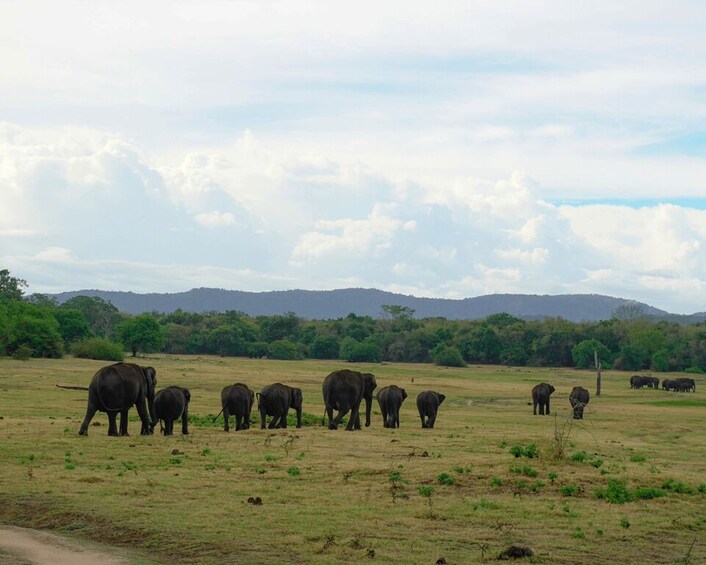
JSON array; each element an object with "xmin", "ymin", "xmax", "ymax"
[{"xmin": 1, "ymin": 270, "xmax": 705, "ymax": 373}]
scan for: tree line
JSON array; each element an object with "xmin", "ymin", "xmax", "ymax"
[{"xmin": 1, "ymin": 270, "xmax": 705, "ymax": 373}]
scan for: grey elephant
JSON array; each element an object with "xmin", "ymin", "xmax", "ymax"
[
  {"xmin": 531, "ymin": 383, "xmax": 555, "ymax": 415},
  {"xmin": 322, "ymin": 369, "xmax": 377, "ymax": 430},
  {"xmin": 569, "ymin": 386, "xmax": 589, "ymax": 419},
  {"xmin": 154, "ymin": 386, "xmax": 190, "ymax": 435},
  {"xmin": 215, "ymin": 383, "xmax": 255, "ymax": 431},
  {"xmin": 416, "ymin": 390, "xmax": 445, "ymax": 429},
  {"xmin": 377, "ymin": 385, "xmax": 407, "ymax": 428},
  {"xmin": 675, "ymin": 377, "xmax": 695, "ymax": 392},
  {"xmin": 78, "ymin": 362, "xmax": 157, "ymax": 436},
  {"xmin": 257, "ymin": 383, "xmax": 303, "ymax": 429}
]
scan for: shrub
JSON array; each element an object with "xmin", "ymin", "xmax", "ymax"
[
  {"xmin": 561, "ymin": 484, "xmax": 582, "ymax": 497},
  {"xmin": 268, "ymin": 339, "xmax": 300, "ymax": 360},
  {"xmin": 287, "ymin": 467, "xmax": 301, "ymax": 477},
  {"xmin": 430, "ymin": 344, "xmax": 466, "ymax": 367},
  {"xmin": 632, "ymin": 487, "xmax": 665, "ymax": 500},
  {"xmin": 595, "ymin": 479, "xmax": 632, "ymax": 504},
  {"xmin": 11, "ymin": 344, "xmax": 34, "ymax": 360},
  {"xmin": 684, "ymin": 366, "xmax": 705, "ymax": 374},
  {"xmin": 437, "ymin": 472, "xmax": 455, "ymax": 486},
  {"xmin": 629, "ymin": 454, "xmax": 646, "ymax": 463},
  {"xmin": 71, "ymin": 338, "xmax": 124, "ymax": 361},
  {"xmin": 510, "ymin": 443, "xmax": 538, "ymax": 459},
  {"xmin": 570, "ymin": 451, "xmax": 587, "ymax": 463},
  {"xmin": 698, "ymin": 483, "xmax": 706, "ymax": 494},
  {"xmin": 661, "ymin": 479, "xmax": 693, "ymax": 494}
]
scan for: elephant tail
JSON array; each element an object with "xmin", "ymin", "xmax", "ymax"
[
  {"xmin": 56, "ymin": 384, "xmax": 90, "ymax": 391},
  {"xmin": 211, "ymin": 407, "xmax": 225, "ymax": 423}
]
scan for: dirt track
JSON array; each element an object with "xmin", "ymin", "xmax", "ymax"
[{"xmin": 0, "ymin": 526, "xmax": 129, "ymax": 565}]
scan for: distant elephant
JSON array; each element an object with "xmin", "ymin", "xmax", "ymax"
[
  {"xmin": 569, "ymin": 386, "xmax": 589, "ymax": 419},
  {"xmin": 322, "ymin": 369, "xmax": 377, "ymax": 430},
  {"xmin": 416, "ymin": 390, "xmax": 445, "ymax": 429},
  {"xmin": 216, "ymin": 383, "xmax": 255, "ymax": 431},
  {"xmin": 257, "ymin": 383, "xmax": 303, "ymax": 429},
  {"xmin": 629, "ymin": 375, "xmax": 645, "ymax": 389},
  {"xmin": 154, "ymin": 386, "xmax": 190, "ymax": 435},
  {"xmin": 78, "ymin": 362, "xmax": 157, "ymax": 436},
  {"xmin": 674, "ymin": 377, "xmax": 695, "ymax": 392},
  {"xmin": 377, "ymin": 385, "xmax": 407, "ymax": 428},
  {"xmin": 646, "ymin": 376, "xmax": 660, "ymax": 389},
  {"xmin": 531, "ymin": 383, "xmax": 555, "ymax": 415},
  {"xmin": 662, "ymin": 379, "xmax": 675, "ymax": 391}
]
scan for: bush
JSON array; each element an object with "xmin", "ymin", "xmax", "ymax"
[
  {"xmin": 595, "ymin": 479, "xmax": 632, "ymax": 504},
  {"xmin": 268, "ymin": 339, "xmax": 300, "ymax": 360},
  {"xmin": 342, "ymin": 341, "xmax": 381, "ymax": 363},
  {"xmin": 510, "ymin": 443, "xmax": 538, "ymax": 459},
  {"xmin": 632, "ymin": 487, "xmax": 665, "ymax": 500},
  {"xmin": 661, "ymin": 479, "xmax": 693, "ymax": 494},
  {"xmin": 71, "ymin": 338, "xmax": 124, "ymax": 361},
  {"xmin": 11, "ymin": 344, "xmax": 34, "ymax": 360},
  {"xmin": 437, "ymin": 472, "xmax": 455, "ymax": 486},
  {"xmin": 684, "ymin": 366, "xmax": 705, "ymax": 374},
  {"xmin": 430, "ymin": 344, "xmax": 466, "ymax": 367}
]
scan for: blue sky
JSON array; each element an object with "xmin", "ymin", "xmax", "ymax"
[{"xmin": 1, "ymin": 1, "xmax": 705, "ymax": 314}]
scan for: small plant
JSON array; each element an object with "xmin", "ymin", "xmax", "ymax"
[
  {"xmin": 632, "ymin": 487, "xmax": 665, "ymax": 500},
  {"xmin": 571, "ymin": 451, "xmax": 587, "ymax": 463},
  {"xmin": 548, "ymin": 472, "xmax": 558, "ymax": 483},
  {"xmin": 473, "ymin": 498, "xmax": 499, "ymax": 511},
  {"xmin": 572, "ymin": 527, "xmax": 585, "ymax": 539},
  {"xmin": 490, "ymin": 476, "xmax": 503, "ymax": 487},
  {"xmin": 418, "ymin": 486, "xmax": 436, "ymax": 518},
  {"xmin": 595, "ymin": 479, "xmax": 632, "ymax": 504},
  {"xmin": 661, "ymin": 479, "xmax": 693, "ymax": 494},
  {"xmin": 287, "ymin": 466, "xmax": 301, "ymax": 477},
  {"xmin": 169, "ymin": 457, "xmax": 182, "ymax": 465},
  {"xmin": 620, "ymin": 518, "xmax": 630, "ymax": 529},
  {"xmin": 590, "ymin": 459, "xmax": 604, "ymax": 468},
  {"xmin": 509, "ymin": 443, "xmax": 538, "ymax": 459},
  {"xmin": 255, "ymin": 467, "xmax": 267, "ymax": 474},
  {"xmin": 630, "ymin": 454, "xmax": 646, "ymax": 463},
  {"xmin": 264, "ymin": 454, "xmax": 278, "ymax": 462},
  {"xmin": 530, "ymin": 480, "xmax": 545, "ymax": 493},
  {"xmin": 453, "ymin": 466, "xmax": 472, "ymax": 474},
  {"xmin": 201, "ymin": 448, "xmax": 213, "ymax": 456},
  {"xmin": 437, "ymin": 472, "xmax": 455, "ymax": 486},
  {"xmin": 698, "ymin": 483, "xmax": 706, "ymax": 494},
  {"xmin": 561, "ymin": 484, "xmax": 582, "ymax": 497}
]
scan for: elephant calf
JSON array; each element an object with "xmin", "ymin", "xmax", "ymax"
[
  {"xmin": 257, "ymin": 383, "xmax": 303, "ymax": 429},
  {"xmin": 531, "ymin": 383, "xmax": 555, "ymax": 415},
  {"xmin": 416, "ymin": 390, "xmax": 445, "ymax": 429},
  {"xmin": 154, "ymin": 386, "xmax": 191, "ymax": 435},
  {"xmin": 377, "ymin": 385, "xmax": 407, "ymax": 428},
  {"xmin": 569, "ymin": 386, "xmax": 589, "ymax": 420}
]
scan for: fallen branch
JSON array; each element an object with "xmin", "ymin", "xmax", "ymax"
[{"xmin": 55, "ymin": 384, "xmax": 89, "ymax": 391}]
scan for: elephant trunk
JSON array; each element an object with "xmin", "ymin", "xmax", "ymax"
[
  {"xmin": 364, "ymin": 395, "xmax": 372, "ymax": 427},
  {"xmin": 147, "ymin": 394, "xmax": 157, "ymax": 427}
]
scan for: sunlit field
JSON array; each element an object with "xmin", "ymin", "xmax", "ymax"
[{"xmin": 1, "ymin": 355, "xmax": 704, "ymax": 564}]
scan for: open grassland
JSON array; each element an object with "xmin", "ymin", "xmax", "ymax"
[{"xmin": 1, "ymin": 355, "xmax": 705, "ymax": 564}]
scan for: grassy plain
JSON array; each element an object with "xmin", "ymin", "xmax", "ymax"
[{"xmin": 0, "ymin": 355, "xmax": 704, "ymax": 564}]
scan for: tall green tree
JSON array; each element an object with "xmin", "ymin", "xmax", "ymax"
[
  {"xmin": 61, "ymin": 296, "xmax": 121, "ymax": 338},
  {"xmin": 0, "ymin": 269, "xmax": 27, "ymax": 302},
  {"xmin": 117, "ymin": 314, "xmax": 164, "ymax": 357}
]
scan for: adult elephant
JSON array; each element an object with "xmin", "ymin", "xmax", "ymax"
[
  {"xmin": 675, "ymin": 377, "xmax": 696, "ymax": 392},
  {"xmin": 257, "ymin": 383, "xmax": 303, "ymax": 429},
  {"xmin": 569, "ymin": 386, "xmax": 590, "ymax": 419},
  {"xmin": 216, "ymin": 383, "xmax": 255, "ymax": 431},
  {"xmin": 377, "ymin": 385, "xmax": 407, "ymax": 428},
  {"xmin": 531, "ymin": 383, "xmax": 555, "ymax": 415},
  {"xmin": 154, "ymin": 386, "xmax": 190, "ymax": 435},
  {"xmin": 322, "ymin": 369, "xmax": 377, "ymax": 430},
  {"xmin": 416, "ymin": 390, "xmax": 445, "ymax": 429},
  {"xmin": 78, "ymin": 363, "xmax": 157, "ymax": 436}
]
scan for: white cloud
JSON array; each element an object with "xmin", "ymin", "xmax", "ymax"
[{"xmin": 194, "ymin": 211, "xmax": 237, "ymax": 228}]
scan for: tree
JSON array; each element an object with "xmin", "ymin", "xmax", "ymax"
[
  {"xmin": 572, "ymin": 339, "xmax": 611, "ymax": 369},
  {"xmin": 309, "ymin": 335, "xmax": 340, "ymax": 359},
  {"xmin": 62, "ymin": 296, "xmax": 121, "ymax": 338},
  {"xmin": 0, "ymin": 269, "xmax": 28, "ymax": 302},
  {"xmin": 53, "ymin": 308, "xmax": 92, "ymax": 345},
  {"xmin": 117, "ymin": 314, "xmax": 164, "ymax": 357},
  {"xmin": 268, "ymin": 339, "xmax": 300, "ymax": 360},
  {"xmin": 430, "ymin": 344, "xmax": 466, "ymax": 367},
  {"xmin": 4, "ymin": 301, "xmax": 64, "ymax": 358}
]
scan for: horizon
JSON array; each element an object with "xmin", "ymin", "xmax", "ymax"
[{"xmin": 2, "ymin": 2, "xmax": 706, "ymax": 315}]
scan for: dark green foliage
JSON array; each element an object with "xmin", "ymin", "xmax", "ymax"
[
  {"xmin": 430, "ymin": 344, "xmax": 466, "ymax": 367},
  {"xmin": 60, "ymin": 296, "xmax": 121, "ymax": 338},
  {"xmin": 632, "ymin": 487, "xmax": 665, "ymax": 500},
  {"xmin": 308, "ymin": 335, "xmax": 340, "ymax": 359},
  {"xmin": 286, "ymin": 412, "xmax": 320, "ymax": 427},
  {"xmin": 117, "ymin": 314, "xmax": 165, "ymax": 357},
  {"xmin": 341, "ymin": 339, "xmax": 381, "ymax": 362},
  {"xmin": 437, "ymin": 472, "xmax": 455, "ymax": 485},
  {"xmin": 595, "ymin": 479, "xmax": 633, "ymax": 504},
  {"xmin": 268, "ymin": 339, "xmax": 300, "ymax": 360},
  {"xmin": 510, "ymin": 443, "xmax": 538, "ymax": 459},
  {"xmin": 3, "ymin": 301, "xmax": 64, "ymax": 358},
  {"xmin": 661, "ymin": 479, "xmax": 693, "ymax": 494},
  {"xmin": 572, "ymin": 339, "xmax": 611, "ymax": 369},
  {"xmin": 53, "ymin": 309, "xmax": 92, "ymax": 345},
  {"xmin": 0, "ymin": 269, "xmax": 27, "ymax": 302},
  {"xmin": 71, "ymin": 338, "xmax": 124, "ymax": 361}
]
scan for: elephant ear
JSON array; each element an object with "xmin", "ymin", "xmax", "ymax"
[
  {"xmin": 437, "ymin": 393, "xmax": 446, "ymax": 405},
  {"xmin": 401, "ymin": 389, "xmax": 408, "ymax": 400},
  {"xmin": 183, "ymin": 388, "xmax": 191, "ymax": 402}
]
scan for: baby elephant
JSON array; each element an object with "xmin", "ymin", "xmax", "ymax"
[
  {"xmin": 531, "ymin": 383, "xmax": 555, "ymax": 415},
  {"xmin": 153, "ymin": 386, "xmax": 191, "ymax": 435},
  {"xmin": 219, "ymin": 383, "xmax": 255, "ymax": 431},
  {"xmin": 416, "ymin": 390, "xmax": 446, "ymax": 429},
  {"xmin": 569, "ymin": 386, "xmax": 590, "ymax": 419},
  {"xmin": 377, "ymin": 385, "xmax": 407, "ymax": 428}
]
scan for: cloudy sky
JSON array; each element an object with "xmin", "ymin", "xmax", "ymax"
[{"xmin": 1, "ymin": 1, "xmax": 705, "ymax": 314}]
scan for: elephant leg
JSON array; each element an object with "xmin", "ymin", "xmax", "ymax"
[
  {"xmin": 163, "ymin": 419, "xmax": 171, "ymax": 436},
  {"xmin": 419, "ymin": 413, "xmax": 426, "ymax": 428},
  {"xmin": 380, "ymin": 406, "xmax": 388, "ymax": 427},
  {"xmin": 78, "ymin": 404, "xmax": 97, "ymax": 436},
  {"xmin": 260, "ymin": 407, "xmax": 268, "ymax": 430},
  {"xmin": 107, "ymin": 412, "xmax": 119, "ymax": 436},
  {"xmin": 533, "ymin": 402, "xmax": 537, "ymax": 415},
  {"xmin": 267, "ymin": 415, "xmax": 278, "ymax": 429},
  {"xmin": 346, "ymin": 407, "xmax": 360, "ymax": 431},
  {"xmin": 181, "ymin": 413, "xmax": 189, "ymax": 435},
  {"xmin": 331, "ymin": 408, "xmax": 347, "ymax": 430},
  {"xmin": 546, "ymin": 399, "xmax": 550, "ymax": 415},
  {"xmin": 223, "ymin": 407, "xmax": 231, "ymax": 432},
  {"xmin": 326, "ymin": 406, "xmax": 336, "ymax": 429},
  {"xmin": 235, "ymin": 413, "xmax": 242, "ymax": 431},
  {"xmin": 279, "ymin": 411, "xmax": 288, "ymax": 429}
]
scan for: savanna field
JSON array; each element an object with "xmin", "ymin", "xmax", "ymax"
[{"xmin": 0, "ymin": 356, "xmax": 704, "ymax": 564}]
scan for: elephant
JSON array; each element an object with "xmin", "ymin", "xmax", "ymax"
[
  {"xmin": 153, "ymin": 386, "xmax": 190, "ymax": 435},
  {"xmin": 629, "ymin": 375, "xmax": 646, "ymax": 389},
  {"xmin": 569, "ymin": 386, "xmax": 590, "ymax": 419},
  {"xmin": 322, "ymin": 369, "xmax": 377, "ymax": 430},
  {"xmin": 257, "ymin": 383, "xmax": 303, "ymax": 429},
  {"xmin": 416, "ymin": 390, "xmax": 445, "ymax": 429},
  {"xmin": 216, "ymin": 383, "xmax": 255, "ymax": 431},
  {"xmin": 646, "ymin": 376, "xmax": 660, "ymax": 389},
  {"xmin": 662, "ymin": 379, "xmax": 675, "ymax": 391},
  {"xmin": 531, "ymin": 383, "xmax": 555, "ymax": 415},
  {"xmin": 376, "ymin": 385, "xmax": 407, "ymax": 428},
  {"xmin": 675, "ymin": 377, "xmax": 695, "ymax": 392},
  {"xmin": 78, "ymin": 362, "xmax": 157, "ymax": 436}
]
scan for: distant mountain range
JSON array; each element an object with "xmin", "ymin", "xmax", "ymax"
[{"xmin": 43, "ymin": 287, "xmax": 706, "ymax": 323}]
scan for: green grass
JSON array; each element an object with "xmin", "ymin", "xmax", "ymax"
[{"xmin": 0, "ymin": 356, "xmax": 704, "ymax": 564}]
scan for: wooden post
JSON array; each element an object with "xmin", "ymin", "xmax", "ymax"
[{"xmin": 595, "ymin": 349, "xmax": 602, "ymax": 397}]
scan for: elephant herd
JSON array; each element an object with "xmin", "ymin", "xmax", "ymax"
[
  {"xmin": 531, "ymin": 383, "xmax": 590, "ymax": 420},
  {"xmin": 76, "ymin": 364, "xmax": 446, "ymax": 436},
  {"xmin": 629, "ymin": 374, "xmax": 696, "ymax": 392}
]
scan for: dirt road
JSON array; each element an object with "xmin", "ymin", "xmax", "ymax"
[{"xmin": 0, "ymin": 526, "xmax": 130, "ymax": 565}]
